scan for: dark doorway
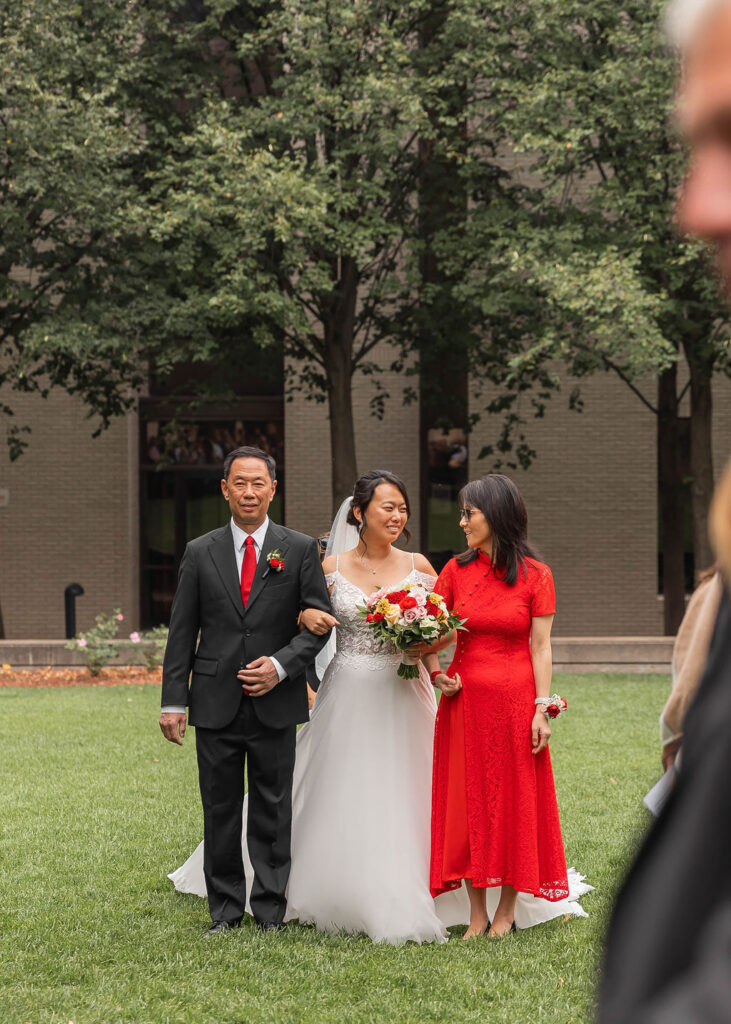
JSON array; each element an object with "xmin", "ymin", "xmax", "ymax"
[{"xmin": 139, "ymin": 401, "xmax": 284, "ymax": 626}]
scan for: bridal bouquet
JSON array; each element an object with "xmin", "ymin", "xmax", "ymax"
[{"xmin": 357, "ymin": 582, "xmax": 466, "ymax": 678}]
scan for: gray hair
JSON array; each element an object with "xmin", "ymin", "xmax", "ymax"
[{"xmin": 665, "ymin": 0, "xmax": 731, "ymax": 47}]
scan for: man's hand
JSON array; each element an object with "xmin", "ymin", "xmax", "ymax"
[
  {"xmin": 159, "ymin": 712, "xmax": 187, "ymax": 745},
  {"xmin": 238, "ymin": 656, "xmax": 280, "ymax": 697}
]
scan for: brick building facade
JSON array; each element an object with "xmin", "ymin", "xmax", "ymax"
[{"xmin": 2, "ymin": 367, "xmax": 729, "ymax": 638}]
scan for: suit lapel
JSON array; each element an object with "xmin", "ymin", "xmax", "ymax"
[
  {"xmin": 244, "ymin": 522, "xmax": 290, "ymax": 616},
  {"xmin": 209, "ymin": 526, "xmax": 245, "ymax": 618}
]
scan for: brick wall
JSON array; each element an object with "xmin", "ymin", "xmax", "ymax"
[
  {"xmin": 284, "ymin": 345, "xmax": 422, "ymax": 549},
  {"xmin": 0, "ymin": 390, "xmax": 138, "ymax": 638},
  {"xmin": 2, "ymin": 363, "xmax": 729, "ymax": 638}
]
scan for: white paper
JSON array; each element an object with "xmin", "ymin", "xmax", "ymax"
[{"xmin": 643, "ymin": 768, "xmax": 675, "ymax": 817}]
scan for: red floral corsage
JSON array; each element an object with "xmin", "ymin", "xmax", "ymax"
[
  {"xmin": 536, "ymin": 694, "xmax": 567, "ymax": 719},
  {"xmin": 266, "ymin": 549, "xmax": 285, "ymax": 572}
]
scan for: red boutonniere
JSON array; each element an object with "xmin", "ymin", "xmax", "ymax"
[{"xmin": 266, "ymin": 549, "xmax": 285, "ymax": 572}]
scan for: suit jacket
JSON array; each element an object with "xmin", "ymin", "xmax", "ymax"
[
  {"xmin": 598, "ymin": 587, "xmax": 731, "ymax": 1023},
  {"xmin": 161, "ymin": 521, "xmax": 331, "ymax": 729}
]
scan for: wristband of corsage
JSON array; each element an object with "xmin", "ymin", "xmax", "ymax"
[
  {"xmin": 535, "ymin": 694, "xmax": 567, "ymax": 719},
  {"xmin": 430, "ymin": 670, "xmax": 442, "ymax": 683}
]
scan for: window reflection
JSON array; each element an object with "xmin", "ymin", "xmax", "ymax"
[
  {"xmin": 140, "ymin": 414, "xmax": 284, "ymax": 625},
  {"xmin": 426, "ymin": 427, "xmax": 468, "ymax": 571}
]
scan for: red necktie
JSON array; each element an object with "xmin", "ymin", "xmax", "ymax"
[{"xmin": 240, "ymin": 535, "xmax": 256, "ymax": 608}]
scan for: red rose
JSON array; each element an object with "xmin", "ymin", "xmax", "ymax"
[
  {"xmin": 270, "ymin": 558, "xmax": 283, "ymax": 569},
  {"xmin": 365, "ymin": 613, "xmax": 375, "ymax": 623},
  {"xmin": 545, "ymin": 704, "xmax": 560, "ymax": 718},
  {"xmin": 386, "ymin": 590, "xmax": 407, "ymax": 603},
  {"xmin": 373, "ymin": 612, "xmax": 385, "ymax": 622},
  {"xmin": 399, "ymin": 595, "xmax": 417, "ymax": 609}
]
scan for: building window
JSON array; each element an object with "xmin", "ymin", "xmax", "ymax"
[{"xmin": 139, "ymin": 403, "xmax": 284, "ymax": 626}]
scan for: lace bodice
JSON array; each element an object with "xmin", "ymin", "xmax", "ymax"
[{"xmin": 324, "ymin": 567, "xmax": 437, "ymax": 671}]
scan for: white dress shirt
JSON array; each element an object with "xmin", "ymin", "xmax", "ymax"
[{"xmin": 161, "ymin": 516, "xmax": 286, "ymax": 715}]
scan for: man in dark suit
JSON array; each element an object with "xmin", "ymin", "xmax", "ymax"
[{"xmin": 160, "ymin": 446, "xmax": 331, "ymax": 934}]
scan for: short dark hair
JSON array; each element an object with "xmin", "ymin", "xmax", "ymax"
[
  {"xmin": 223, "ymin": 446, "xmax": 276, "ymax": 482},
  {"xmin": 456, "ymin": 473, "xmax": 538, "ymax": 584},
  {"xmin": 347, "ymin": 469, "xmax": 411, "ymax": 547}
]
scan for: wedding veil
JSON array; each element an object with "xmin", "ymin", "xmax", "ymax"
[{"xmin": 314, "ymin": 496, "xmax": 358, "ymax": 681}]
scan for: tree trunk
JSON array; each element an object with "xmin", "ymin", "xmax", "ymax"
[
  {"xmin": 0, "ymin": 599, "xmax": 4, "ymax": 640},
  {"xmin": 658, "ymin": 365, "xmax": 686, "ymax": 634},
  {"xmin": 687, "ymin": 358, "xmax": 715, "ymax": 577},
  {"xmin": 325, "ymin": 256, "xmax": 359, "ymax": 513},
  {"xmin": 326, "ymin": 348, "xmax": 357, "ymax": 512}
]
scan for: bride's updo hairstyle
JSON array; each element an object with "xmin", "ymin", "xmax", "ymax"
[
  {"xmin": 347, "ymin": 469, "xmax": 411, "ymax": 546},
  {"xmin": 456, "ymin": 473, "xmax": 538, "ymax": 585}
]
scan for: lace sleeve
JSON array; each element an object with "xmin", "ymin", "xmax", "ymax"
[
  {"xmin": 324, "ymin": 571, "xmax": 337, "ymax": 587},
  {"xmin": 413, "ymin": 569, "xmax": 438, "ymax": 589},
  {"xmin": 530, "ymin": 563, "xmax": 556, "ymax": 617}
]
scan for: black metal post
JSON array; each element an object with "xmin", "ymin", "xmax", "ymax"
[{"xmin": 64, "ymin": 583, "xmax": 85, "ymax": 639}]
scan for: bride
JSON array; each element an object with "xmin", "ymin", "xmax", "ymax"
[{"xmin": 169, "ymin": 469, "xmax": 590, "ymax": 943}]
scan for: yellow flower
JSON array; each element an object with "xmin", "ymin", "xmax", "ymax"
[
  {"xmin": 427, "ymin": 593, "xmax": 443, "ymax": 606},
  {"xmin": 376, "ymin": 597, "xmax": 390, "ymax": 614},
  {"xmin": 384, "ymin": 603, "xmax": 401, "ymax": 624}
]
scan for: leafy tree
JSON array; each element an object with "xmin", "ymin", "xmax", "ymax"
[
  {"xmin": 0, "ymin": 1, "xmax": 214, "ymax": 456},
  {"xmin": 138, "ymin": 0, "xmax": 528, "ymax": 509},
  {"xmin": 470, "ymin": 0, "xmax": 731, "ymax": 631}
]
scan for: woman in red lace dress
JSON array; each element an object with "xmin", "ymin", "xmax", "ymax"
[{"xmin": 424, "ymin": 474, "xmax": 568, "ymax": 939}]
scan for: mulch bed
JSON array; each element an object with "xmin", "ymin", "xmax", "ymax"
[{"xmin": 0, "ymin": 666, "xmax": 162, "ymax": 688}]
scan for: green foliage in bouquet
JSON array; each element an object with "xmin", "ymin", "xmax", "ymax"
[{"xmin": 357, "ymin": 584, "xmax": 467, "ymax": 678}]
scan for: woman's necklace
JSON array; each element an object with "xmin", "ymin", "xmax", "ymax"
[{"xmin": 358, "ymin": 549, "xmax": 390, "ymax": 576}]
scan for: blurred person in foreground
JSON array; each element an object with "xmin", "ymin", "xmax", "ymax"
[
  {"xmin": 660, "ymin": 563, "xmax": 722, "ymax": 772},
  {"xmin": 598, "ymin": 3, "xmax": 731, "ymax": 1016}
]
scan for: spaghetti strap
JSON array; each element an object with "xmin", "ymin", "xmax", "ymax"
[
  {"xmin": 336, "ymin": 554, "xmax": 340, "ymax": 570},
  {"xmin": 411, "ymin": 552, "xmax": 415, "ymax": 570}
]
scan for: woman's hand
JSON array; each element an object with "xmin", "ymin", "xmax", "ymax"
[
  {"xmin": 299, "ymin": 608, "xmax": 340, "ymax": 635},
  {"xmin": 531, "ymin": 710, "xmax": 551, "ymax": 754},
  {"xmin": 433, "ymin": 671, "xmax": 462, "ymax": 697},
  {"xmin": 405, "ymin": 629, "xmax": 456, "ymax": 658}
]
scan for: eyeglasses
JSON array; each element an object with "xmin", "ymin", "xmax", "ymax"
[{"xmin": 458, "ymin": 507, "xmax": 476, "ymax": 522}]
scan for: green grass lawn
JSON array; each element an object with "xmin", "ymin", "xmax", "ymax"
[{"xmin": 0, "ymin": 674, "xmax": 668, "ymax": 1024}]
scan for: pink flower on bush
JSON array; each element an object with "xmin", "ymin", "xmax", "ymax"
[
  {"xmin": 117, "ymin": 613, "xmax": 124, "ymax": 622},
  {"xmin": 77, "ymin": 638, "xmax": 88, "ymax": 648},
  {"xmin": 129, "ymin": 632, "xmax": 141, "ymax": 644}
]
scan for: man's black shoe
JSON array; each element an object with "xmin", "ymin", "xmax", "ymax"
[
  {"xmin": 255, "ymin": 919, "xmax": 285, "ymax": 933},
  {"xmin": 204, "ymin": 919, "xmax": 242, "ymax": 936}
]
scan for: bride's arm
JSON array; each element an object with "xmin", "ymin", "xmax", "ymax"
[{"xmin": 299, "ymin": 555, "xmax": 339, "ymax": 635}]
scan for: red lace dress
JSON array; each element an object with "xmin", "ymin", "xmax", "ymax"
[{"xmin": 430, "ymin": 552, "xmax": 569, "ymax": 901}]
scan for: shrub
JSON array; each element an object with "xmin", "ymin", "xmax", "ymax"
[{"xmin": 65, "ymin": 609, "xmax": 125, "ymax": 676}]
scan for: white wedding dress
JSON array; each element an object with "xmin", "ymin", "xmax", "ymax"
[{"xmin": 169, "ymin": 559, "xmax": 592, "ymax": 944}]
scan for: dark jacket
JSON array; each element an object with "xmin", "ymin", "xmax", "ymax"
[
  {"xmin": 161, "ymin": 521, "xmax": 331, "ymax": 729},
  {"xmin": 598, "ymin": 588, "xmax": 731, "ymax": 1023}
]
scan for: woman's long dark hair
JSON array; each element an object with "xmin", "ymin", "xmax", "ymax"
[
  {"xmin": 346, "ymin": 469, "xmax": 411, "ymax": 547},
  {"xmin": 456, "ymin": 474, "xmax": 538, "ymax": 585}
]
